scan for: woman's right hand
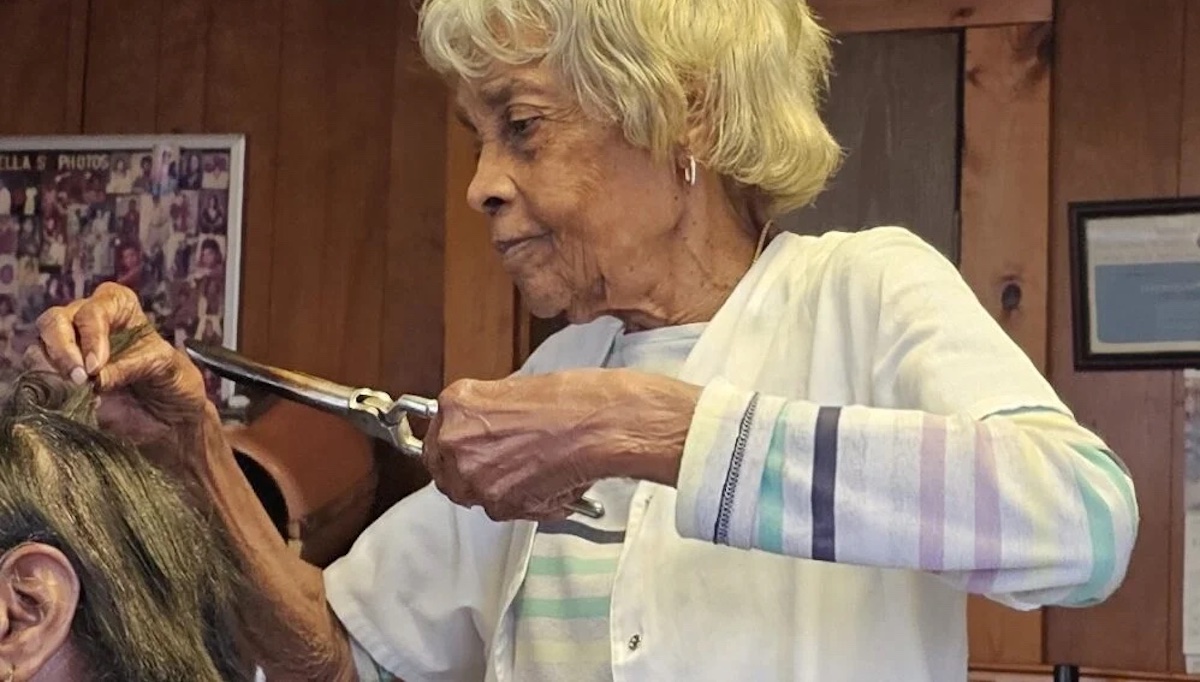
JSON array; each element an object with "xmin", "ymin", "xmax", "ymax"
[{"xmin": 31, "ymin": 281, "xmax": 210, "ymax": 447}]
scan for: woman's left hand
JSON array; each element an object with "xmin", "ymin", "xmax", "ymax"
[{"xmin": 424, "ymin": 368, "xmax": 701, "ymax": 521}]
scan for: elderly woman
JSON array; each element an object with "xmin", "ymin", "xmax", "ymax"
[
  {"xmin": 35, "ymin": 0, "xmax": 1137, "ymax": 680},
  {"xmin": 0, "ymin": 370, "xmax": 254, "ymax": 681}
]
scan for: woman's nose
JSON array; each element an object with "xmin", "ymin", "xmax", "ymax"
[{"xmin": 466, "ymin": 146, "xmax": 516, "ymax": 216}]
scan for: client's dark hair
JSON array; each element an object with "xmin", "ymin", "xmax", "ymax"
[{"xmin": 0, "ymin": 350, "xmax": 253, "ymax": 680}]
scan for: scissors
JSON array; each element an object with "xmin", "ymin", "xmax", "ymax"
[{"xmin": 183, "ymin": 341, "xmax": 606, "ymax": 520}]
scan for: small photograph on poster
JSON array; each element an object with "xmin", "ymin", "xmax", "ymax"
[
  {"xmin": 0, "ymin": 292, "xmax": 17, "ymax": 373},
  {"xmin": 139, "ymin": 193, "xmax": 171, "ymax": 254},
  {"xmin": 0, "ymin": 251, "xmax": 17, "ymax": 373},
  {"xmin": 151, "ymin": 144, "xmax": 180, "ymax": 196},
  {"xmin": 201, "ymin": 152, "xmax": 231, "ymax": 190},
  {"xmin": 0, "ymin": 135, "xmax": 244, "ymax": 404},
  {"xmin": 191, "ymin": 235, "xmax": 226, "ymax": 340},
  {"xmin": 198, "ymin": 190, "xmax": 228, "ymax": 234},
  {"xmin": 0, "ymin": 217, "xmax": 15, "ymax": 255},
  {"xmin": 113, "ymin": 194, "xmax": 141, "ymax": 247},
  {"xmin": 169, "ymin": 188, "xmax": 200, "ymax": 234},
  {"xmin": 41, "ymin": 271, "xmax": 74, "ymax": 309},
  {"xmin": 131, "ymin": 151, "xmax": 155, "ymax": 193},
  {"xmin": 0, "ymin": 159, "xmax": 44, "ymax": 219},
  {"xmin": 39, "ymin": 214, "xmax": 67, "ymax": 270},
  {"xmin": 180, "ymin": 151, "xmax": 204, "ymax": 190},
  {"xmin": 15, "ymin": 216, "xmax": 40, "ymax": 259},
  {"xmin": 107, "ymin": 152, "xmax": 135, "ymax": 194}
]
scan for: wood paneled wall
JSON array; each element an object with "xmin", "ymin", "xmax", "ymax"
[
  {"xmin": 779, "ymin": 30, "xmax": 962, "ymax": 260},
  {"xmin": 5, "ymin": 0, "xmax": 1200, "ymax": 676},
  {"xmin": 1046, "ymin": 0, "xmax": 1200, "ymax": 674},
  {"xmin": 0, "ymin": 0, "xmax": 447, "ymax": 398}
]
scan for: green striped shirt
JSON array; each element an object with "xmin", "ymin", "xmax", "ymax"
[{"xmin": 511, "ymin": 323, "xmax": 705, "ymax": 681}]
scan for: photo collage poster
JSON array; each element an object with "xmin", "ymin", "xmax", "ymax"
[{"xmin": 0, "ymin": 137, "xmax": 243, "ymax": 404}]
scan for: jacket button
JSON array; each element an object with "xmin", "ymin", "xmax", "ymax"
[{"xmin": 627, "ymin": 634, "xmax": 641, "ymax": 651}]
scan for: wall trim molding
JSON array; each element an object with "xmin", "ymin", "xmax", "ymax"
[{"xmin": 810, "ymin": 0, "xmax": 1051, "ymax": 34}]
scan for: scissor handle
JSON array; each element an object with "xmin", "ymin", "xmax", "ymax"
[
  {"xmin": 384, "ymin": 394, "xmax": 438, "ymax": 425},
  {"xmin": 383, "ymin": 396, "xmax": 606, "ymax": 520}
]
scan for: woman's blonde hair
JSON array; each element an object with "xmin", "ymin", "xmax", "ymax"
[{"xmin": 419, "ymin": 0, "xmax": 842, "ymax": 216}]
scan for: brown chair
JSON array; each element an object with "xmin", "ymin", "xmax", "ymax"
[{"xmin": 225, "ymin": 398, "xmax": 430, "ymax": 568}]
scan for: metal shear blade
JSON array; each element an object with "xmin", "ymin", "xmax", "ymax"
[
  {"xmin": 183, "ymin": 341, "xmax": 604, "ymax": 519},
  {"xmin": 183, "ymin": 340, "xmax": 428, "ymax": 454}
]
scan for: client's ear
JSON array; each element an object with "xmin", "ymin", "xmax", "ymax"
[{"xmin": 0, "ymin": 544, "xmax": 80, "ymax": 680}]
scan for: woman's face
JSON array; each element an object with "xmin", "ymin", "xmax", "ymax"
[
  {"xmin": 455, "ymin": 63, "xmax": 686, "ymax": 323},
  {"xmin": 121, "ymin": 247, "xmax": 141, "ymax": 269},
  {"xmin": 200, "ymin": 245, "xmax": 221, "ymax": 268}
]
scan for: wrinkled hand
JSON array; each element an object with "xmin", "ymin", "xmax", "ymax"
[
  {"xmin": 30, "ymin": 282, "xmax": 208, "ymax": 452},
  {"xmin": 424, "ymin": 368, "xmax": 700, "ymax": 522}
]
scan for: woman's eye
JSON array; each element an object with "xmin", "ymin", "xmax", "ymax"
[{"xmin": 507, "ymin": 117, "xmax": 539, "ymax": 138}]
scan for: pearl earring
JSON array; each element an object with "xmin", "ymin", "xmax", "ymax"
[{"xmin": 683, "ymin": 155, "xmax": 697, "ymax": 186}]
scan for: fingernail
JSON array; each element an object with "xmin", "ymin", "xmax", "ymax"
[
  {"xmin": 70, "ymin": 367, "xmax": 88, "ymax": 385},
  {"xmin": 84, "ymin": 353, "xmax": 99, "ymax": 374}
]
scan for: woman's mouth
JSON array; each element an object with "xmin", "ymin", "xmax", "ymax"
[{"xmin": 493, "ymin": 234, "xmax": 546, "ymax": 258}]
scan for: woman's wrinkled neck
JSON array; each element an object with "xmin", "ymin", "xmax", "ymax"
[{"xmin": 610, "ymin": 174, "xmax": 760, "ymax": 332}]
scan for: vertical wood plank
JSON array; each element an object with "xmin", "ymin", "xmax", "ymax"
[
  {"xmin": 1182, "ymin": 3, "xmax": 1200, "ymax": 195},
  {"xmin": 64, "ymin": 0, "xmax": 89, "ymax": 133},
  {"xmin": 382, "ymin": 2, "xmax": 447, "ymax": 397},
  {"xmin": 0, "ymin": 0, "xmax": 77, "ymax": 134},
  {"xmin": 960, "ymin": 23, "xmax": 1052, "ymax": 665},
  {"xmin": 443, "ymin": 93, "xmax": 516, "ymax": 383},
  {"xmin": 810, "ymin": 0, "xmax": 1052, "ymax": 34},
  {"xmin": 266, "ymin": 0, "xmax": 331, "ymax": 375},
  {"xmin": 319, "ymin": 0, "xmax": 395, "ymax": 387},
  {"xmin": 960, "ymin": 24, "xmax": 1051, "ymax": 369},
  {"xmin": 779, "ymin": 30, "xmax": 962, "ymax": 262},
  {"xmin": 1169, "ymin": 4, "xmax": 1200, "ymax": 672},
  {"xmin": 1046, "ymin": 0, "xmax": 1187, "ymax": 671},
  {"xmin": 83, "ymin": 0, "xmax": 161, "ymax": 133},
  {"xmin": 155, "ymin": 0, "xmax": 209, "ymax": 133},
  {"xmin": 205, "ymin": 0, "xmax": 283, "ymax": 361}
]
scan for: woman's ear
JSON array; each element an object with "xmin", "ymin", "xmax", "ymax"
[{"xmin": 0, "ymin": 543, "xmax": 80, "ymax": 680}]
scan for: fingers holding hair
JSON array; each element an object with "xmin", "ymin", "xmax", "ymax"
[
  {"xmin": 72, "ymin": 282, "xmax": 147, "ymax": 375},
  {"xmin": 35, "ymin": 300, "xmax": 86, "ymax": 383}
]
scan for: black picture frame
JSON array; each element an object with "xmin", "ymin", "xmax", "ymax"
[{"xmin": 1069, "ymin": 196, "xmax": 1200, "ymax": 371}]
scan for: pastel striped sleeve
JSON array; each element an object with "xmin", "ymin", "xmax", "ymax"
[{"xmin": 674, "ymin": 378, "xmax": 1139, "ymax": 609}]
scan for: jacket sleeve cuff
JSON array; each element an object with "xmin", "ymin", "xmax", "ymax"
[{"xmin": 674, "ymin": 377, "xmax": 793, "ymax": 547}]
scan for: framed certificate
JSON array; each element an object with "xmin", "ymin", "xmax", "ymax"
[
  {"xmin": 0, "ymin": 134, "xmax": 245, "ymax": 402},
  {"xmin": 1070, "ymin": 196, "xmax": 1200, "ymax": 370}
]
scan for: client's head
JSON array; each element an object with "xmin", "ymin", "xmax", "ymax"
[{"xmin": 0, "ymin": 372, "xmax": 252, "ymax": 681}]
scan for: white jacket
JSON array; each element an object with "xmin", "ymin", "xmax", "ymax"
[{"xmin": 326, "ymin": 227, "xmax": 1137, "ymax": 682}]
